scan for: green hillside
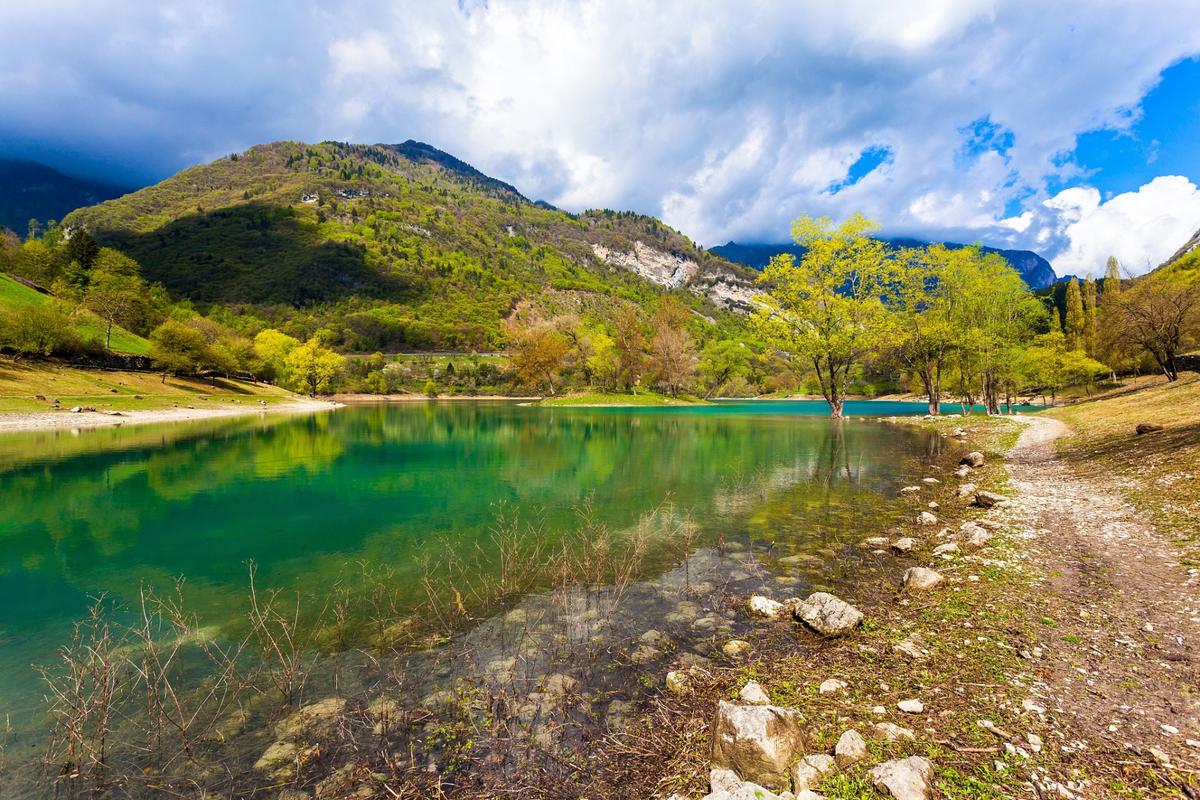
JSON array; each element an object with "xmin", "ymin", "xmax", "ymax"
[
  {"xmin": 64, "ymin": 141, "xmax": 756, "ymax": 351},
  {"xmin": 0, "ymin": 273, "xmax": 150, "ymax": 356}
]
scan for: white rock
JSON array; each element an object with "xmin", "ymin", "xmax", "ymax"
[
  {"xmin": 921, "ymin": 477, "xmax": 940, "ymax": 485},
  {"xmin": 723, "ymin": 639, "xmax": 752, "ymax": 658},
  {"xmin": 711, "ymin": 700, "xmax": 804, "ymax": 789},
  {"xmin": 918, "ymin": 511, "xmax": 938, "ymax": 526},
  {"xmin": 835, "ymin": 728, "xmax": 869, "ymax": 767},
  {"xmin": 710, "ymin": 767, "xmax": 742, "ymax": 793},
  {"xmin": 898, "ymin": 699, "xmax": 925, "ymax": 714},
  {"xmin": 748, "ymin": 595, "xmax": 785, "ymax": 619},
  {"xmin": 739, "ymin": 680, "xmax": 771, "ymax": 705},
  {"xmin": 870, "ymin": 756, "xmax": 934, "ymax": 800},
  {"xmin": 793, "ymin": 592, "xmax": 864, "ymax": 637},
  {"xmin": 666, "ymin": 670, "xmax": 693, "ymax": 697},
  {"xmin": 974, "ymin": 491, "xmax": 1009, "ymax": 508},
  {"xmin": 791, "ymin": 753, "xmax": 837, "ymax": 791},
  {"xmin": 819, "ymin": 678, "xmax": 848, "ymax": 695},
  {"xmin": 902, "ymin": 567, "xmax": 944, "ymax": 592},
  {"xmin": 899, "ymin": 486, "xmax": 921, "ymax": 495},
  {"xmin": 873, "ymin": 721, "xmax": 916, "ymax": 741},
  {"xmin": 891, "ymin": 537, "xmax": 916, "ymax": 554},
  {"xmin": 932, "ymin": 542, "xmax": 959, "ymax": 558},
  {"xmin": 893, "ymin": 638, "xmax": 928, "ymax": 660},
  {"xmin": 1027, "ymin": 732, "xmax": 1043, "ymax": 752},
  {"xmin": 956, "ymin": 482, "xmax": 976, "ymax": 498},
  {"xmin": 927, "ymin": 501, "xmax": 939, "ymax": 510},
  {"xmin": 960, "ymin": 451, "xmax": 985, "ymax": 468}
]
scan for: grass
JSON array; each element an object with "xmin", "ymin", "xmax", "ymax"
[
  {"xmin": 0, "ymin": 359, "xmax": 295, "ymax": 414},
  {"xmin": 537, "ymin": 391, "xmax": 709, "ymax": 407},
  {"xmin": 1044, "ymin": 373, "xmax": 1200, "ymax": 555},
  {"xmin": 0, "ymin": 273, "xmax": 151, "ymax": 356}
]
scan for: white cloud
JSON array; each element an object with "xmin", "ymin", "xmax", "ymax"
[
  {"xmin": 1042, "ymin": 176, "xmax": 1200, "ymax": 276},
  {"xmin": 1, "ymin": 0, "xmax": 1200, "ymax": 274}
]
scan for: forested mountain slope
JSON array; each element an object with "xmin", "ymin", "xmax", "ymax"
[
  {"xmin": 63, "ymin": 141, "xmax": 758, "ymax": 350},
  {"xmin": 0, "ymin": 159, "xmax": 129, "ymax": 235}
]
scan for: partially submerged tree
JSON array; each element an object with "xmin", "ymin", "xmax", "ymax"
[{"xmin": 752, "ymin": 214, "xmax": 894, "ymax": 418}]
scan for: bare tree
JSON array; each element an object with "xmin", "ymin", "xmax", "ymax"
[{"xmin": 1109, "ymin": 275, "xmax": 1200, "ymax": 381}]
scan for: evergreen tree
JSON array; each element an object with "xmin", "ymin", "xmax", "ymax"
[{"xmin": 1063, "ymin": 278, "xmax": 1085, "ymax": 351}]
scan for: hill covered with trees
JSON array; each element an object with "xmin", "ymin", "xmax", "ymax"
[
  {"xmin": 0, "ymin": 159, "xmax": 129, "ymax": 236},
  {"xmin": 61, "ymin": 141, "xmax": 758, "ymax": 352}
]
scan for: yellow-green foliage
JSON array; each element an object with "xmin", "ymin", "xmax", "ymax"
[{"xmin": 0, "ymin": 273, "xmax": 150, "ymax": 355}]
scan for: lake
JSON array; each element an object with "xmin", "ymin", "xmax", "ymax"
[{"xmin": 0, "ymin": 400, "xmax": 962, "ymax": 789}]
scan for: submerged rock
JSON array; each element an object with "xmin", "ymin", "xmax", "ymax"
[
  {"xmin": 793, "ymin": 592, "xmax": 864, "ymax": 637},
  {"xmin": 710, "ymin": 700, "xmax": 804, "ymax": 789},
  {"xmin": 902, "ymin": 567, "xmax": 944, "ymax": 592},
  {"xmin": 870, "ymin": 756, "xmax": 934, "ymax": 800}
]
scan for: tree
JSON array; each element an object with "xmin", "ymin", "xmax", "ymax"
[
  {"xmin": 1063, "ymin": 278, "xmax": 1085, "ymax": 351},
  {"xmin": 252, "ymin": 329, "xmax": 301, "ymax": 383},
  {"xmin": 149, "ymin": 319, "xmax": 210, "ymax": 381},
  {"xmin": 611, "ymin": 307, "xmax": 647, "ymax": 391},
  {"xmin": 752, "ymin": 214, "xmax": 894, "ymax": 418},
  {"xmin": 284, "ymin": 337, "xmax": 346, "ymax": 394},
  {"xmin": 507, "ymin": 322, "xmax": 569, "ymax": 395},
  {"xmin": 1103, "ymin": 256, "xmax": 1122, "ymax": 298},
  {"xmin": 1082, "ymin": 276, "xmax": 1098, "ymax": 357},
  {"xmin": 647, "ymin": 323, "xmax": 697, "ymax": 397},
  {"xmin": 83, "ymin": 249, "xmax": 149, "ymax": 349},
  {"xmin": 1108, "ymin": 275, "xmax": 1200, "ymax": 381},
  {"xmin": 1, "ymin": 302, "xmax": 75, "ymax": 356},
  {"xmin": 699, "ymin": 340, "xmax": 752, "ymax": 399},
  {"xmin": 891, "ymin": 244, "xmax": 959, "ymax": 414}
]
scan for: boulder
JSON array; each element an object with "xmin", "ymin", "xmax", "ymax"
[
  {"xmin": 953, "ymin": 465, "xmax": 971, "ymax": 479},
  {"xmin": 932, "ymin": 542, "xmax": 959, "ymax": 558},
  {"xmin": 748, "ymin": 595, "xmax": 785, "ymax": 619},
  {"xmin": 902, "ymin": 567, "xmax": 944, "ymax": 592},
  {"xmin": 254, "ymin": 740, "xmax": 299, "ymax": 773},
  {"xmin": 834, "ymin": 728, "xmax": 868, "ymax": 767},
  {"xmin": 711, "ymin": 700, "xmax": 805, "ymax": 789},
  {"xmin": 1136, "ymin": 423, "xmax": 1164, "ymax": 435},
  {"xmin": 274, "ymin": 697, "xmax": 348, "ymax": 738},
  {"xmin": 869, "ymin": 756, "xmax": 934, "ymax": 800},
  {"xmin": 791, "ymin": 753, "xmax": 837, "ymax": 791},
  {"xmin": 897, "ymin": 698, "xmax": 924, "ymax": 714},
  {"xmin": 739, "ymin": 679, "xmax": 771, "ymax": 705},
  {"xmin": 974, "ymin": 491, "xmax": 1009, "ymax": 508},
  {"xmin": 960, "ymin": 451, "xmax": 985, "ymax": 468},
  {"xmin": 891, "ymin": 537, "xmax": 915, "ymax": 554},
  {"xmin": 701, "ymin": 781, "xmax": 792, "ymax": 800},
  {"xmin": 818, "ymin": 678, "xmax": 848, "ymax": 695},
  {"xmin": 956, "ymin": 482, "xmax": 976, "ymax": 498},
  {"xmin": 793, "ymin": 592, "xmax": 864, "ymax": 637},
  {"xmin": 962, "ymin": 527, "xmax": 991, "ymax": 550},
  {"xmin": 918, "ymin": 511, "xmax": 938, "ymax": 526},
  {"xmin": 710, "ymin": 767, "xmax": 742, "ymax": 793}
]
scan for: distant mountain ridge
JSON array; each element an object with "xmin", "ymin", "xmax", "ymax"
[
  {"xmin": 0, "ymin": 159, "xmax": 130, "ymax": 235},
  {"xmin": 710, "ymin": 237, "xmax": 1058, "ymax": 290}
]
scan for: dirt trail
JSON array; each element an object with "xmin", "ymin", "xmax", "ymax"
[{"xmin": 1005, "ymin": 415, "xmax": 1200, "ymax": 791}]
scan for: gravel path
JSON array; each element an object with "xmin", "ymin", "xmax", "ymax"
[{"xmin": 1006, "ymin": 415, "xmax": 1200, "ymax": 793}]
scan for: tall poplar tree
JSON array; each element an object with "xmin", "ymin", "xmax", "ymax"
[
  {"xmin": 1082, "ymin": 276, "xmax": 1098, "ymax": 356},
  {"xmin": 1063, "ymin": 278, "xmax": 1085, "ymax": 351}
]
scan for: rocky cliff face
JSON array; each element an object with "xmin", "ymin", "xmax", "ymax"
[
  {"xmin": 591, "ymin": 241, "xmax": 761, "ymax": 312},
  {"xmin": 1160, "ymin": 227, "xmax": 1200, "ymax": 269}
]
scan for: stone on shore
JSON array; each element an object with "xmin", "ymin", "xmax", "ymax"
[
  {"xmin": 974, "ymin": 491, "xmax": 1009, "ymax": 508},
  {"xmin": 1136, "ymin": 423, "xmax": 1164, "ymax": 435},
  {"xmin": 791, "ymin": 753, "xmax": 837, "ymax": 791},
  {"xmin": 899, "ymin": 486, "xmax": 921, "ymax": 495},
  {"xmin": 891, "ymin": 537, "xmax": 915, "ymax": 554},
  {"xmin": 892, "ymin": 638, "xmax": 928, "ymax": 660},
  {"xmin": 897, "ymin": 698, "xmax": 924, "ymax": 714},
  {"xmin": 902, "ymin": 567, "xmax": 944, "ymax": 592},
  {"xmin": 834, "ymin": 728, "xmax": 869, "ymax": 767},
  {"xmin": 748, "ymin": 595, "xmax": 785, "ymax": 619},
  {"xmin": 666, "ymin": 669, "xmax": 694, "ymax": 697},
  {"xmin": 932, "ymin": 542, "xmax": 959, "ymax": 558},
  {"xmin": 818, "ymin": 678, "xmax": 848, "ymax": 695},
  {"xmin": 711, "ymin": 700, "xmax": 805, "ymax": 789},
  {"xmin": 873, "ymin": 721, "xmax": 916, "ymax": 741},
  {"xmin": 956, "ymin": 482, "xmax": 976, "ymax": 498},
  {"xmin": 869, "ymin": 756, "xmax": 934, "ymax": 800},
  {"xmin": 953, "ymin": 465, "xmax": 971, "ymax": 479},
  {"xmin": 918, "ymin": 511, "xmax": 938, "ymax": 525},
  {"xmin": 793, "ymin": 592, "xmax": 864, "ymax": 637},
  {"xmin": 723, "ymin": 639, "xmax": 752, "ymax": 658},
  {"xmin": 960, "ymin": 451, "xmax": 985, "ymax": 467},
  {"xmin": 739, "ymin": 680, "xmax": 771, "ymax": 705}
]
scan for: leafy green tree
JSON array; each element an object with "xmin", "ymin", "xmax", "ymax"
[
  {"xmin": 284, "ymin": 337, "xmax": 346, "ymax": 394},
  {"xmin": 890, "ymin": 244, "xmax": 960, "ymax": 414},
  {"xmin": 698, "ymin": 340, "xmax": 752, "ymax": 399},
  {"xmin": 149, "ymin": 319, "xmax": 210, "ymax": 381},
  {"xmin": 1103, "ymin": 256, "xmax": 1122, "ymax": 298},
  {"xmin": 1082, "ymin": 276, "xmax": 1098, "ymax": 356},
  {"xmin": 1063, "ymin": 278, "xmax": 1085, "ymax": 351},
  {"xmin": 585, "ymin": 330, "xmax": 620, "ymax": 391},
  {"xmin": 1, "ymin": 302, "xmax": 75, "ymax": 356},
  {"xmin": 611, "ymin": 307, "xmax": 647, "ymax": 391},
  {"xmin": 752, "ymin": 214, "xmax": 894, "ymax": 417},
  {"xmin": 252, "ymin": 328, "xmax": 301, "ymax": 383},
  {"xmin": 83, "ymin": 249, "xmax": 150, "ymax": 349}
]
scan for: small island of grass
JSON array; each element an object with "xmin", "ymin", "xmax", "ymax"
[{"xmin": 537, "ymin": 391, "xmax": 709, "ymax": 407}]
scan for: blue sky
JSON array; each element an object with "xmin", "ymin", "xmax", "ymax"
[{"xmin": 2, "ymin": 1, "xmax": 1200, "ymax": 275}]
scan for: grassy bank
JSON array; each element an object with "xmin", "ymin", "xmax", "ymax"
[
  {"xmin": 538, "ymin": 391, "xmax": 709, "ymax": 407},
  {"xmin": 1045, "ymin": 373, "xmax": 1200, "ymax": 559},
  {"xmin": 0, "ymin": 273, "xmax": 150, "ymax": 356},
  {"xmin": 0, "ymin": 359, "xmax": 296, "ymax": 415}
]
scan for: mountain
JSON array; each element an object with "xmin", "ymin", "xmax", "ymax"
[
  {"xmin": 1155, "ymin": 226, "xmax": 1200, "ymax": 280},
  {"xmin": 62, "ymin": 141, "xmax": 757, "ymax": 351},
  {"xmin": 711, "ymin": 237, "xmax": 1058, "ymax": 290},
  {"xmin": 0, "ymin": 159, "xmax": 130, "ymax": 235}
]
